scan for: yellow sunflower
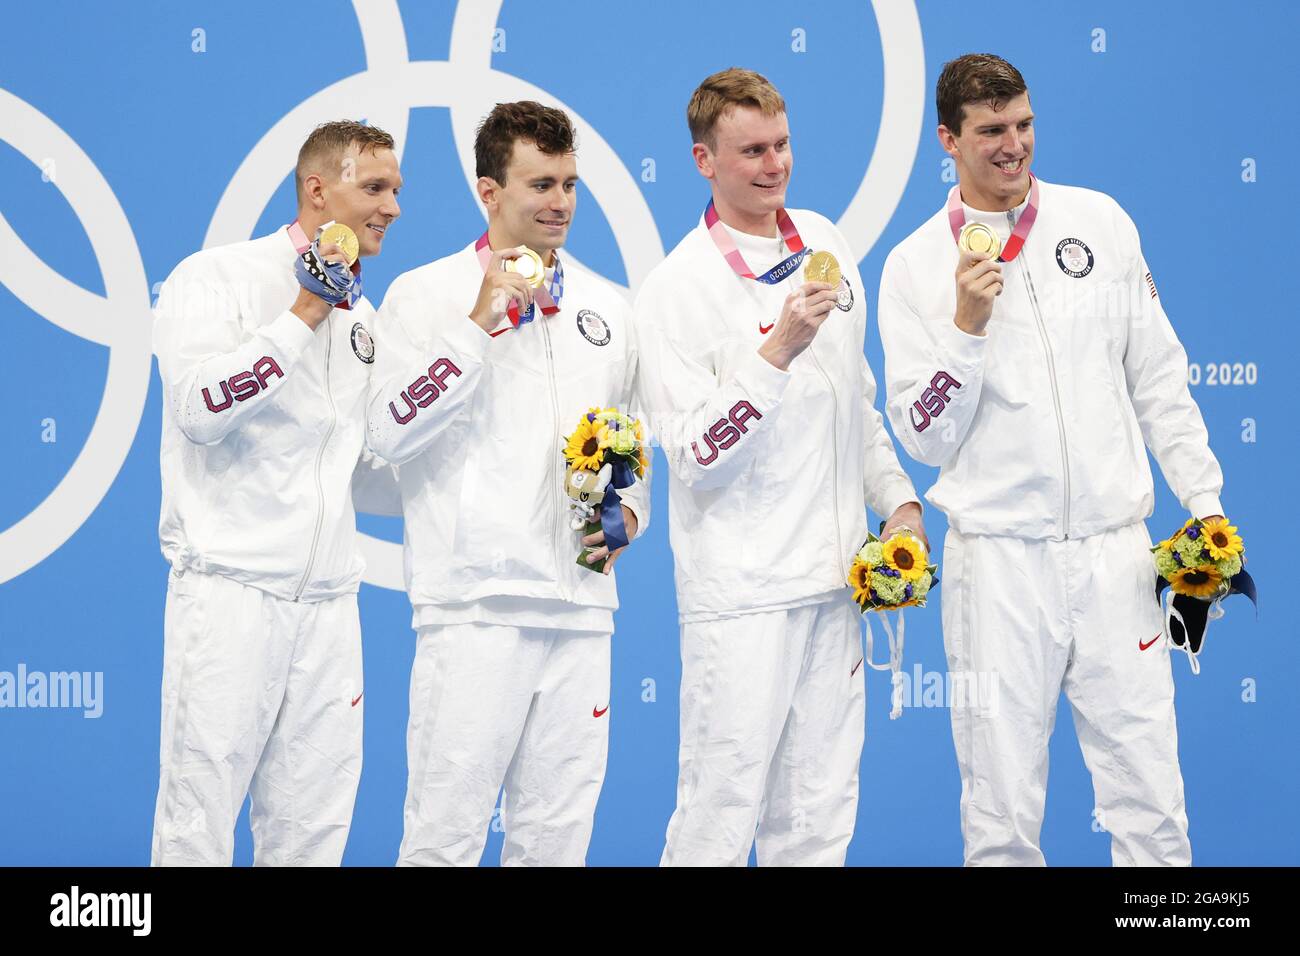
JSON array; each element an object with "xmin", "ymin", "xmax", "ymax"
[
  {"xmin": 848, "ymin": 562, "xmax": 873, "ymax": 606},
  {"xmin": 883, "ymin": 535, "xmax": 927, "ymax": 582},
  {"xmin": 564, "ymin": 419, "xmax": 609, "ymax": 471},
  {"xmin": 1170, "ymin": 565, "xmax": 1223, "ymax": 599},
  {"xmin": 1200, "ymin": 517, "xmax": 1243, "ymax": 561}
]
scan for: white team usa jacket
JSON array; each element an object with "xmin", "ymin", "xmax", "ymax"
[
  {"xmin": 634, "ymin": 209, "xmax": 918, "ymax": 622},
  {"xmin": 365, "ymin": 243, "xmax": 649, "ymax": 614},
  {"xmin": 153, "ymin": 228, "xmax": 397, "ymax": 602},
  {"xmin": 877, "ymin": 179, "xmax": 1223, "ymax": 540}
]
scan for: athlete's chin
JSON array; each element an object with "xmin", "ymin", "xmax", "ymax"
[{"xmin": 532, "ymin": 224, "xmax": 569, "ymax": 250}]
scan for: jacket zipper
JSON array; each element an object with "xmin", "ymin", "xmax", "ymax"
[
  {"xmin": 295, "ymin": 320, "xmax": 336, "ymax": 600},
  {"xmin": 777, "ymin": 236, "xmax": 846, "ymax": 580},
  {"xmin": 1017, "ymin": 233, "xmax": 1072, "ymax": 540},
  {"xmin": 540, "ymin": 315, "xmax": 572, "ymax": 601},
  {"xmin": 807, "ymin": 346, "xmax": 847, "ymax": 579}
]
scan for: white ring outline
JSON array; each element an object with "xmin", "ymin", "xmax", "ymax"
[
  {"xmin": 0, "ymin": 0, "xmax": 924, "ymax": 591},
  {"xmin": 0, "ymin": 88, "xmax": 152, "ymax": 585}
]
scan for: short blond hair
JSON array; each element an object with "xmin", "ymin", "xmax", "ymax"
[
  {"xmin": 687, "ymin": 68, "xmax": 786, "ymax": 150},
  {"xmin": 295, "ymin": 120, "xmax": 395, "ymax": 204}
]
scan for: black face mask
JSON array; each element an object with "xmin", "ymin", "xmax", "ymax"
[{"xmin": 1156, "ymin": 569, "xmax": 1257, "ymax": 664}]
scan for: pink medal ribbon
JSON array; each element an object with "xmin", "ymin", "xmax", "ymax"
[
  {"xmin": 474, "ymin": 232, "xmax": 562, "ymax": 336},
  {"xmin": 945, "ymin": 173, "xmax": 1040, "ymax": 263},
  {"xmin": 287, "ymin": 220, "xmax": 360, "ymax": 310},
  {"xmin": 703, "ymin": 199, "xmax": 809, "ymax": 283}
]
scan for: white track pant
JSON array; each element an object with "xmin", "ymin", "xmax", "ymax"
[
  {"xmin": 942, "ymin": 522, "xmax": 1190, "ymax": 866},
  {"xmin": 662, "ymin": 595, "xmax": 866, "ymax": 867},
  {"xmin": 151, "ymin": 570, "xmax": 364, "ymax": 866},
  {"xmin": 398, "ymin": 624, "xmax": 611, "ymax": 867}
]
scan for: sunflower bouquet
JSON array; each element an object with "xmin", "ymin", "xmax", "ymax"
[
  {"xmin": 846, "ymin": 529, "xmax": 938, "ymax": 719},
  {"xmin": 1151, "ymin": 516, "xmax": 1256, "ymax": 673},
  {"xmin": 848, "ymin": 531, "xmax": 937, "ymax": 612},
  {"xmin": 561, "ymin": 407, "xmax": 648, "ymax": 573}
]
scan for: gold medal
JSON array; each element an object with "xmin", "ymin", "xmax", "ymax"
[
  {"xmin": 803, "ymin": 250, "xmax": 841, "ymax": 288},
  {"xmin": 318, "ymin": 221, "xmax": 359, "ymax": 266},
  {"xmin": 505, "ymin": 246, "xmax": 546, "ymax": 288},
  {"xmin": 957, "ymin": 222, "xmax": 1001, "ymax": 259}
]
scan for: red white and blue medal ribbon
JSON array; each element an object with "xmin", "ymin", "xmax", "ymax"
[
  {"xmin": 474, "ymin": 231, "xmax": 563, "ymax": 334},
  {"xmin": 945, "ymin": 173, "xmax": 1040, "ymax": 263},
  {"xmin": 703, "ymin": 199, "xmax": 809, "ymax": 284}
]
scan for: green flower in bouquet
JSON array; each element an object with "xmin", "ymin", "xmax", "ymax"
[
  {"xmin": 1216, "ymin": 552, "xmax": 1243, "ymax": 579},
  {"xmin": 1153, "ymin": 546, "xmax": 1181, "ymax": 580},
  {"xmin": 858, "ymin": 541, "xmax": 883, "ymax": 566},
  {"xmin": 871, "ymin": 571, "xmax": 907, "ymax": 606},
  {"xmin": 1172, "ymin": 532, "xmax": 1205, "ymax": 566},
  {"xmin": 607, "ymin": 421, "xmax": 638, "ymax": 457}
]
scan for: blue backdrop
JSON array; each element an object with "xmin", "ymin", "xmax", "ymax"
[{"xmin": 2, "ymin": 0, "xmax": 1295, "ymax": 866}]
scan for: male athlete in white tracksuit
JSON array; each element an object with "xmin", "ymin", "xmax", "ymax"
[
  {"xmin": 636, "ymin": 69, "xmax": 923, "ymax": 867},
  {"xmin": 366, "ymin": 102, "xmax": 648, "ymax": 867},
  {"xmin": 878, "ymin": 55, "xmax": 1225, "ymax": 866},
  {"xmin": 151, "ymin": 122, "xmax": 401, "ymax": 866}
]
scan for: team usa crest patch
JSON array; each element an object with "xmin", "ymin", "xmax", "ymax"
[
  {"xmin": 835, "ymin": 277, "xmax": 855, "ymax": 312},
  {"xmin": 350, "ymin": 322, "xmax": 375, "ymax": 363},
  {"xmin": 1055, "ymin": 238, "xmax": 1094, "ymax": 278},
  {"xmin": 577, "ymin": 309, "xmax": 611, "ymax": 346}
]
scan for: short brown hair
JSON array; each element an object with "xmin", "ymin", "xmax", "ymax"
[
  {"xmin": 474, "ymin": 101, "xmax": 576, "ymax": 184},
  {"xmin": 935, "ymin": 54, "xmax": 1028, "ymax": 135},
  {"xmin": 687, "ymin": 68, "xmax": 786, "ymax": 150},
  {"xmin": 295, "ymin": 120, "xmax": 395, "ymax": 204}
]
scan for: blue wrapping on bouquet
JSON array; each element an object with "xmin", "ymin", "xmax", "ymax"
[
  {"xmin": 1155, "ymin": 567, "xmax": 1257, "ymax": 659},
  {"xmin": 596, "ymin": 459, "xmax": 636, "ymax": 554}
]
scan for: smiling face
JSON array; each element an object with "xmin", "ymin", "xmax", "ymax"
[
  {"xmin": 479, "ymin": 139, "xmax": 577, "ymax": 261},
  {"xmin": 939, "ymin": 92, "xmax": 1034, "ymax": 212},
  {"xmin": 308, "ymin": 142, "xmax": 403, "ymax": 258},
  {"xmin": 694, "ymin": 106, "xmax": 792, "ymax": 235}
]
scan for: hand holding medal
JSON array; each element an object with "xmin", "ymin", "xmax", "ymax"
[
  {"xmin": 292, "ymin": 220, "xmax": 363, "ymax": 311},
  {"xmin": 319, "ymin": 221, "xmax": 360, "ymax": 267},
  {"xmin": 803, "ymin": 249, "xmax": 854, "ymax": 312},
  {"xmin": 470, "ymin": 237, "xmax": 565, "ymax": 333},
  {"xmin": 953, "ymin": 240, "xmax": 1004, "ymax": 336},
  {"xmin": 948, "ymin": 175, "xmax": 1042, "ymax": 336},
  {"xmin": 503, "ymin": 246, "xmax": 546, "ymax": 288},
  {"xmin": 469, "ymin": 246, "xmax": 537, "ymax": 332}
]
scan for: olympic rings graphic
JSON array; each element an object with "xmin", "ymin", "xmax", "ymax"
[{"xmin": 0, "ymin": 0, "xmax": 923, "ymax": 590}]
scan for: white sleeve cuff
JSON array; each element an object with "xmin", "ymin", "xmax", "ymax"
[
  {"xmin": 938, "ymin": 319, "xmax": 988, "ymax": 370},
  {"xmin": 875, "ymin": 483, "xmax": 922, "ymax": 525},
  {"xmin": 1187, "ymin": 493, "xmax": 1225, "ymax": 520},
  {"xmin": 440, "ymin": 313, "xmax": 493, "ymax": 360},
  {"xmin": 739, "ymin": 347, "xmax": 793, "ymax": 408},
  {"xmin": 265, "ymin": 310, "xmax": 319, "ymax": 362}
]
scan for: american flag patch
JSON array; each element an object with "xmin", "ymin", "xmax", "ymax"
[{"xmin": 1145, "ymin": 272, "xmax": 1158, "ymax": 299}]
